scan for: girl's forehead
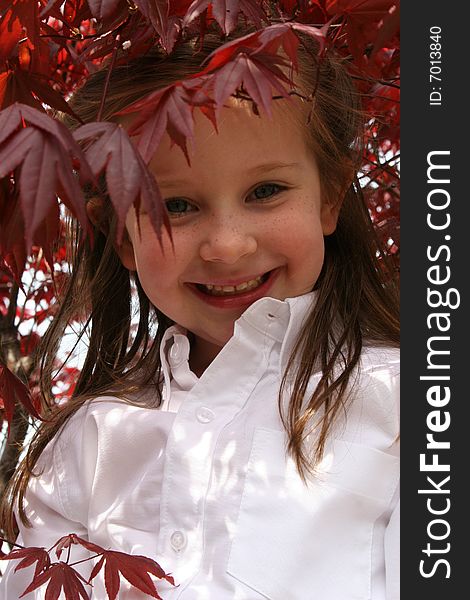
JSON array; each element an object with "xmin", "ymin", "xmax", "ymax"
[{"xmin": 149, "ymin": 98, "xmax": 311, "ymax": 178}]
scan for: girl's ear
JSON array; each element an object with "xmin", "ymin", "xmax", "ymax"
[
  {"xmin": 115, "ymin": 231, "xmax": 137, "ymax": 271},
  {"xmin": 86, "ymin": 197, "xmax": 137, "ymax": 271},
  {"xmin": 320, "ymin": 175, "xmax": 353, "ymax": 235},
  {"xmin": 320, "ymin": 197, "xmax": 343, "ymax": 236}
]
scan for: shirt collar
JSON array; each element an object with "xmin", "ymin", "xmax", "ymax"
[
  {"xmin": 160, "ymin": 291, "xmax": 318, "ymax": 395},
  {"xmin": 280, "ymin": 292, "xmax": 318, "ymax": 374},
  {"xmin": 160, "ymin": 325, "xmax": 197, "ymax": 398}
]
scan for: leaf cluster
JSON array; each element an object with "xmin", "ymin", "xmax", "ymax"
[
  {"xmin": 0, "ymin": 1, "xmax": 400, "ymax": 279},
  {"xmin": 1, "ymin": 533, "xmax": 175, "ymax": 599}
]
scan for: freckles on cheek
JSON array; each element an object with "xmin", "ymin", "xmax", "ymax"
[{"xmin": 136, "ymin": 225, "xmax": 173, "ymax": 257}]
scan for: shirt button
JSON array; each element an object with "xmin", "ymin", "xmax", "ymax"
[
  {"xmin": 169, "ymin": 342, "xmax": 183, "ymax": 365},
  {"xmin": 196, "ymin": 406, "xmax": 215, "ymax": 423},
  {"xmin": 170, "ymin": 530, "xmax": 187, "ymax": 552}
]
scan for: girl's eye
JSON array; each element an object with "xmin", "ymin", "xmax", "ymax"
[
  {"xmin": 165, "ymin": 198, "xmax": 195, "ymax": 217},
  {"xmin": 249, "ymin": 183, "xmax": 285, "ymax": 202}
]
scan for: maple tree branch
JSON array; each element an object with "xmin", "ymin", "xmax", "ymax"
[
  {"xmin": 351, "ymin": 74, "xmax": 401, "ymax": 90},
  {"xmin": 0, "ymin": 282, "xmax": 36, "ymax": 505},
  {"xmin": 40, "ymin": 33, "xmax": 96, "ymax": 41},
  {"xmin": 0, "ymin": 405, "xmax": 29, "ymax": 499},
  {"xmin": 232, "ymin": 89, "xmax": 311, "ymax": 103},
  {"xmin": 362, "ymin": 151, "xmax": 400, "ymax": 179},
  {"xmin": 18, "ymin": 256, "xmax": 40, "ymax": 326},
  {"xmin": 5, "ymin": 282, "xmax": 19, "ymax": 328},
  {"xmin": 68, "ymin": 552, "xmax": 104, "ymax": 568},
  {"xmin": 39, "ymin": 6, "xmax": 132, "ymax": 43},
  {"xmin": 0, "ymin": 537, "xmax": 26, "ymax": 550},
  {"xmin": 47, "ymin": 539, "xmax": 59, "ymax": 553},
  {"xmin": 363, "ymin": 151, "xmax": 400, "ymax": 169},
  {"xmin": 331, "ymin": 18, "xmax": 346, "ymax": 46},
  {"xmin": 361, "ymin": 170, "xmax": 398, "ymax": 189}
]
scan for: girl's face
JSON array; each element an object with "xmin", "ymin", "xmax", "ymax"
[{"xmin": 120, "ymin": 100, "xmax": 340, "ymax": 373}]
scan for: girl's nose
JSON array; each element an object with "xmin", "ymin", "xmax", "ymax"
[{"xmin": 199, "ymin": 218, "xmax": 258, "ymax": 264}]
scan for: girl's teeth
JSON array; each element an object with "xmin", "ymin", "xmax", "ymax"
[{"xmin": 200, "ymin": 276, "xmax": 264, "ymax": 296}]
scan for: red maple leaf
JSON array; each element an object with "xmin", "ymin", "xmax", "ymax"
[
  {"xmin": 182, "ymin": 0, "xmax": 267, "ymax": 34},
  {"xmin": 10, "ymin": 67, "xmax": 81, "ymax": 119},
  {"xmin": 54, "ymin": 534, "xmax": 175, "ymax": 600},
  {"xmin": 211, "ymin": 51, "xmax": 292, "ymax": 116},
  {"xmin": 77, "ymin": 11, "xmax": 153, "ymax": 63},
  {"xmin": 133, "ymin": 0, "xmax": 182, "ymax": 53},
  {"xmin": 122, "ymin": 80, "xmax": 203, "ymax": 164},
  {"xmin": 371, "ymin": 3, "xmax": 399, "ymax": 56},
  {"xmin": 47, "ymin": 533, "xmax": 103, "ymax": 561},
  {"xmin": 0, "ymin": 534, "xmax": 177, "ymax": 600},
  {"xmin": 326, "ymin": 0, "xmax": 398, "ymax": 69},
  {"xmin": 0, "ymin": 545, "xmax": 51, "ymax": 579},
  {"xmin": 19, "ymin": 562, "xmax": 90, "ymax": 600},
  {"xmin": 88, "ymin": 550, "xmax": 175, "ymax": 600},
  {"xmin": 73, "ymin": 121, "xmax": 170, "ymax": 244},
  {"xmin": 0, "ymin": 363, "xmax": 43, "ymax": 435},
  {"xmin": 0, "ymin": 179, "xmax": 27, "ymax": 283},
  {"xmin": 112, "ymin": 21, "xmax": 328, "ymax": 166},
  {"xmin": 120, "ymin": 21, "xmax": 327, "ymax": 165},
  {"xmin": 0, "ymin": 8, "xmax": 24, "ymax": 62},
  {"xmin": 0, "ymin": 103, "xmax": 94, "ymax": 251},
  {"xmin": 50, "ymin": 533, "xmax": 95, "ymax": 561},
  {"xmin": 19, "ymin": 331, "xmax": 42, "ymax": 355},
  {"xmin": 57, "ymin": 535, "xmax": 176, "ymax": 600},
  {"xmin": 86, "ymin": 0, "xmax": 125, "ymax": 21},
  {"xmin": 2, "ymin": 0, "xmax": 40, "ymax": 51},
  {"xmin": 278, "ymin": 0, "xmax": 311, "ymax": 16},
  {"xmin": 200, "ymin": 22, "xmax": 326, "ymax": 73},
  {"xmin": 326, "ymin": 0, "xmax": 396, "ymax": 20}
]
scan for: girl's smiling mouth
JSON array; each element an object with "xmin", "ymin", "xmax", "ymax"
[
  {"xmin": 187, "ymin": 269, "xmax": 280, "ymax": 308},
  {"xmin": 196, "ymin": 273, "xmax": 268, "ymax": 295}
]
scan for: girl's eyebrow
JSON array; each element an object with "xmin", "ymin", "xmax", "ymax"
[
  {"xmin": 156, "ymin": 162, "xmax": 301, "ymax": 188},
  {"xmin": 247, "ymin": 161, "xmax": 301, "ymax": 174}
]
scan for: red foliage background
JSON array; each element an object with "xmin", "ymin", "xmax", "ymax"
[{"xmin": 0, "ymin": 1, "xmax": 399, "ymax": 597}]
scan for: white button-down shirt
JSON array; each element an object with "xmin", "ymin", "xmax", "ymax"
[{"xmin": 0, "ymin": 293, "xmax": 400, "ymax": 600}]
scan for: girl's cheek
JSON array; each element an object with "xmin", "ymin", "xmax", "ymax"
[
  {"xmin": 135, "ymin": 220, "xmax": 173, "ymax": 255},
  {"xmin": 138, "ymin": 232, "xmax": 188, "ymax": 276}
]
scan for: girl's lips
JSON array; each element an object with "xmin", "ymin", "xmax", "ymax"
[{"xmin": 187, "ymin": 268, "xmax": 281, "ymax": 309}]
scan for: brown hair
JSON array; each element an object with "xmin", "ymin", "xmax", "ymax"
[{"xmin": 1, "ymin": 30, "xmax": 399, "ymax": 538}]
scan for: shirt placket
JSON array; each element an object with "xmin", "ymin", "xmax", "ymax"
[{"xmin": 157, "ymin": 306, "xmax": 286, "ymax": 591}]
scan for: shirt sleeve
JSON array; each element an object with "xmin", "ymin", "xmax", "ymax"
[{"xmin": 0, "ymin": 409, "xmax": 97, "ymax": 599}]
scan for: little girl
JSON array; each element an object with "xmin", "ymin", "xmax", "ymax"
[{"xmin": 0, "ymin": 26, "xmax": 399, "ymax": 600}]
